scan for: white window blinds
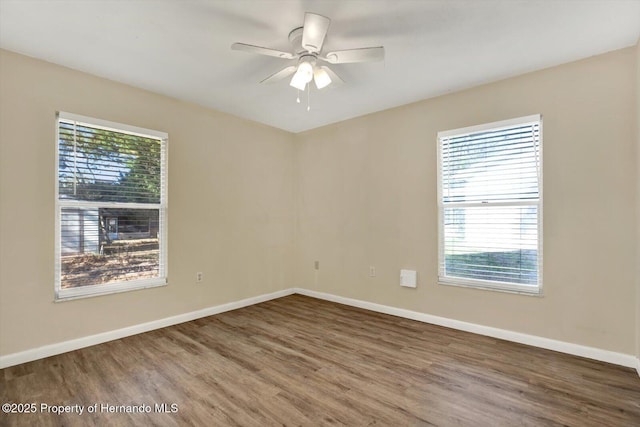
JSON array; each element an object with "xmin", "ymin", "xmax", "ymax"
[
  {"xmin": 55, "ymin": 112, "xmax": 168, "ymax": 300},
  {"xmin": 58, "ymin": 120, "xmax": 163, "ymax": 203},
  {"xmin": 438, "ymin": 115, "xmax": 542, "ymax": 293}
]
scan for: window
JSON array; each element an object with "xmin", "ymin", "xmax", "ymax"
[
  {"xmin": 55, "ymin": 112, "xmax": 168, "ymax": 300},
  {"xmin": 437, "ymin": 115, "xmax": 542, "ymax": 294}
]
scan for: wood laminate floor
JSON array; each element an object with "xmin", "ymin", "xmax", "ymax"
[{"xmin": 1, "ymin": 294, "xmax": 639, "ymax": 426}]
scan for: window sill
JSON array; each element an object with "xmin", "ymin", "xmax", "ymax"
[
  {"xmin": 438, "ymin": 278, "xmax": 542, "ymax": 297},
  {"xmin": 55, "ymin": 278, "xmax": 167, "ymax": 302}
]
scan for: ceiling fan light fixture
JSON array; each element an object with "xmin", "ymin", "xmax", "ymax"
[
  {"xmin": 232, "ymin": 12, "xmax": 383, "ymax": 96},
  {"xmin": 289, "ymin": 59, "xmax": 314, "ymax": 90},
  {"xmin": 289, "ymin": 70, "xmax": 308, "ymax": 90},
  {"xmin": 313, "ymin": 67, "xmax": 332, "ymax": 89}
]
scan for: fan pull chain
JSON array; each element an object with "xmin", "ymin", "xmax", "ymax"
[
  {"xmin": 296, "ymin": 89, "xmax": 300, "ymax": 104},
  {"xmin": 307, "ymin": 84, "xmax": 311, "ymax": 111}
]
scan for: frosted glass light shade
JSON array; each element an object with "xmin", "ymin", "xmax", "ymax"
[
  {"xmin": 313, "ymin": 67, "xmax": 332, "ymax": 89},
  {"xmin": 290, "ymin": 61, "xmax": 314, "ymax": 90}
]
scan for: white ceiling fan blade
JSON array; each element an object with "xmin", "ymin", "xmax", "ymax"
[
  {"xmin": 320, "ymin": 66, "xmax": 344, "ymax": 85},
  {"xmin": 302, "ymin": 13, "xmax": 330, "ymax": 53},
  {"xmin": 231, "ymin": 43, "xmax": 295, "ymax": 59},
  {"xmin": 260, "ymin": 66, "xmax": 297, "ymax": 84},
  {"xmin": 323, "ymin": 47, "xmax": 384, "ymax": 64}
]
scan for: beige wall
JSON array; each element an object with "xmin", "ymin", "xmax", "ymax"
[
  {"xmin": 0, "ymin": 50, "xmax": 295, "ymax": 356},
  {"xmin": 295, "ymin": 47, "xmax": 638, "ymax": 354}
]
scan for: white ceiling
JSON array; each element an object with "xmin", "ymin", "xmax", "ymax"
[{"xmin": 1, "ymin": 0, "xmax": 639, "ymax": 133}]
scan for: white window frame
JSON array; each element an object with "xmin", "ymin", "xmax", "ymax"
[
  {"xmin": 54, "ymin": 112, "xmax": 168, "ymax": 301},
  {"xmin": 437, "ymin": 114, "xmax": 543, "ymax": 295}
]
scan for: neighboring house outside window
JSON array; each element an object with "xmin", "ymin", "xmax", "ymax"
[
  {"xmin": 437, "ymin": 115, "xmax": 542, "ymax": 294},
  {"xmin": 55, "ymin": 112, "xmax": 168, "ymax": 300}
]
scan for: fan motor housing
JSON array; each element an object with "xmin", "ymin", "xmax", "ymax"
[{"xmin": 288, "ymin": 27, "xmax": 306, "ymax": 54}]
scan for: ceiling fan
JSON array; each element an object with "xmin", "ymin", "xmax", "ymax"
[{"xmin": 231, "ymin": 12, "xmax": 384, "ymax": 92}]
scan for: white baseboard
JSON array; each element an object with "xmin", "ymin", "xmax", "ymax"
[
  {"xmin": 1, "ymin": 286, "xmax": 637, "ymax": 374},
  {"xmin": 0, "ymin": 288, "xmax": 294, "ymax": 369},
  {"xmin": 293, "ymin": 288, "xmax": 638, "ymax": 370}
]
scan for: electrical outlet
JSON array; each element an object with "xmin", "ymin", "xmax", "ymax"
[
  {"xmin": 196, "ymin": 272, "xmax": 203, "ymax": 283},
  {"xmin": 314, "ymin": 260, "xmax": 319, "ymax": 270},
  {"xmin": 369, "ymin": 266, "xmax": 376, "ymax": 277}
]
